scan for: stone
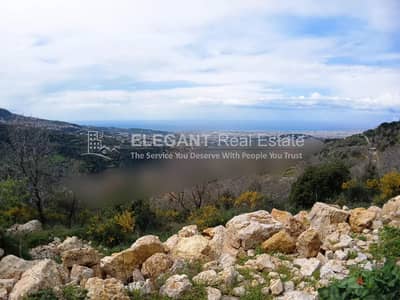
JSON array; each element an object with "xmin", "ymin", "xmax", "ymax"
[
  {"xmin": 61, "ymin": 247, "xmax": 101, "ymax": 269},
  {"xmin": 296, "ymin": 229, "xmax": 321, "ymax": 258},
  {"xmin": 217, "ymin": 266, "xmax": 238, "ymax": 287},
  {"xmin": 308, "ymin": 202, "xmax": 349, "ymax": 239},
  {"xmin": 232, "ymin": 286, "xmax": 246, "ymax": 297},
  {"xmin": 382, "ymin": 195, "xmax": 400, "ymax": 222},
  {"xmin": 164, "ymin": 234, "xmax": 179, "ymax": 252},
  {"xmin": 284, "ymin": 281, "xmax": 295, "ymax": 292},
  {"xmin": 193, "ymin": 270, "xmax": 218, "ymax": 286},
  {"xmin": 70, "ymin": 264, "xmax": 94, "ymax": 286},
  {"xmin": 100, "ymin": 235, "xmax": 165, "ymax": 282},
  {"xmin": 57, "ymin": 236, "xmax": 86, "ymax": 252},
  {"xmin": 349, "ymin": 208, "xmax": 376, "ymax": 233},
  {"xmin": 262, "ymin": 230, "xmax": 296, "ymax": 254},
  {"xmin": 334, "ymin": 250, "xmax": 348, "ymax": 260},
  {"xmin": 141, "ymin": 253, "xmax": 173, "ymax": 279},
  {"xmin": 0, "ymin": 288, "xmax": 7, "ymax": 300},
  {"xmin": 204, "ymin": 226, "xmax": 236, "ymax": 258},
  {"xmin": 293, "ymin": 258, "xmax": 320, "ymax": 277},
  {"xmin": 0, "ymin": 255, "xmax": 36, "ymax": 280},
  {"xmin": 160, "ymin": 274, "xmax": 192, "ymax": 299},
  {"xmin": 270, "ymin": 278, "xmax": 284, "ymax": 296},
  {"xmin": 276, "ymin": 291, "xmax": 317, "ymax": 300},
  {"xmin": 178, "ymin": 225, "xmax": 199, "ymax": 237},
  {"xmin": 132, "ymin": 269, "xmax": 145, "ymax": 282},
  {"xmin": 206, "ymin": 287, "xmax": 222, "ymax": 300},
  {"xmin": 0, "ymin": 279, "xmax": 17, "ymax": 293},
  {"xmin": 85, "ymin": 277, "xmax": 129, "ymax": 300},
  {"xmin": 244, "ymin": 254, "xmax": 275, "ymax": 271},
  {"xmin": 171, "ymin": 235, "xmax": 211, "ymax": 261},
  {"xmin": 9, "ymin": 259, "xmax": 67, "ymax": 300},
  {"xmin": 225, "ymin": 210, "xmax": 283, "ymax": 250},
  {"xmin": 6, "ymin": 220, "xmax": 42, "ymax": 235},
  {"xmin": 294, "ymin": 211, "xmax": 310, "ymax": 227},
  {"xmin": 29, "ymin": 240, "xmax": 60, "ymax": 260},
  {"xmin": 320, "ymin": 260, "xmax": 347, "ymax": 280},
  {"xmin": 272, "ymin": 209, "xmax": 306, "ymax": 237},
  {"xmin": 127, "ymin": 279, "xmax": 154, "ymax": 296}
]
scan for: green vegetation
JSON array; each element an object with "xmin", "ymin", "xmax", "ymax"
[
  {"xmin": 24, "ymin": 286, "xmax": 87, "ymax": 300},
  {"xmin": 370, "ymin": 226, "xmax": 400, "ymax": 261}
]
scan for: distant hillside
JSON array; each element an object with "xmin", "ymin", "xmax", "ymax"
[{"xmin": 316, "ymin": 121, "xmax": 400, "ymax": 177}]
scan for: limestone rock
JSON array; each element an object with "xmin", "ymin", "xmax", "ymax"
[
  {"xmin": 70, "ymin": 264, "xmax": 94, "ymax": 286},
  {"xmin": 9, "ymin": 259, "xmax": 67, "ymax": 300},
  {"xmin": 164, "ymin": 234, "xmax": 179, "ymax": 252},
  {"xmin": 57, "ymin": 236, "xmax": 86, "ymax": 253},
  {"xmin": 160, "ymin": 274, "xmax": 192, "ymax": 299},
  {"xmin": 272, "ymin": 209, "xmax": 306, "ymax": 237},
  {"xmin": 206, "ymin": 287, "xmax": 222, "ymax": 300},
  {"xmin": 296, "ymin": 229, "xmax": 321, "ymax": 258},
  {"xmin": 85, "ymin": 277, "xmax": 129, "ymax": 300},
  {"xmin": 62, "ymin": 247, "xmax": 101, "ymax": 269},
  {"xmin": 349, "ymin": 208, "xmax": 376, "ymax": 233},
  {"xmin": 204, "ymin": 226, "xmax": 236, "ymax": 258},
  {"xmin": 382, "ymin": 195, "xmax": 400, "ymax": 222},
  {"xmin": 127, "ymin": 279, "xmax": 154, "ymax": 296},
  {"xmin": 0, "ymin": 255, "xmax": 36, "ymax": 280},
  {"xmin": 100, "ymin": 235, "xmax": 165, "ymax": 282},
  {"xmin": 276, "ymin": 291, "xmax": 317, "ymax": 300},
  {"xmin": 178, "ymin": 225, "xmax": 199, "ymax": 237},
  {"xmin": 293, "ymin": 258, "xmax": 320, "ymax": 276},
  {"xmin": 193, "ymin": 270, "xmax": 218, "ymax": 286},
  {"xmin": 244, "ymin": 254, "xmax": 275, "ymax": 271},
  {"xmin": 0, "ymin": 288, "xmax": 7, "ymax": 300},
  {"xmin": 6, "ymin": 220, "xmax": 42, "ymax": 235},
  {"xmin": 171, "ymin": 235, "xmax": 211, "ymax": 261},
  {"xmin": 226, "ymin": 210, "xmax": 283, "ymax": 250},
  {"xmin": 270, "ymin": 278, "xmax": 284, "ymax": 295},
  {"xmin": 141, "ymin": 253, "xmax": 173, "ymax": 279},
  {"xmin": 262, "ymin": 230, "xmax": 296, "ymax": 254},
  {"xmin": 308, "ymin": 202, "xmax": 349, "ymax": 239},
  {"xmin": 0, "ymin": 279, "xmax": 17, "ymax": 293},
  {"xmin": 232, "ymin": 286, "xmax": 246, "ymax": 297}
]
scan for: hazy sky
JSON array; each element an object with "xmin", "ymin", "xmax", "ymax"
[{"xmin": 0, "ymin": 0, "xmax": 399, "ymax": 126}]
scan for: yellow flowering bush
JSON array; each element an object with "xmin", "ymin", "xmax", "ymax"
[
  {"xmin": 234, "ymin": 191, "xmax": 264, "ymax": 209},
  {"xmin": 188, "ymin": 205, "xmax": 223, "ymax": 230}
]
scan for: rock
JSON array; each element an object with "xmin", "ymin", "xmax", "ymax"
[
  {"xmin": 0, "ymin": 255, "xmax": 36, "ymax": 280},
  {"xmin": 334, "ymin": 250, "xmax": 348, "ymax": 260},
  {"xmin": 206, "ymin": 287, "xmax": 222, "ymax": 300},
  {"xmin": 127, "ymin": 279, "xmax": 154, "ymax": 296},
  {"xmin": 141, "ymin": 253, "xmax": 173, "ymax": 279},
  {"xmin": 217, "ymin": 266, "xmax": 238, "ymax": 287},
  {"xmin": 294, "ymin": 211, "xmax": 310, "ymax": 227},
  {"xmin": 29, "ymin": 240, "xmax": 60, "ymax": 260},
  {"xmin": 85, "ymin": 277, "xmax": 129, "ymax": 300},
  {"xmin": 0, "ymin": 279, "xmax": 17, "ymax": 293},
  {"xmin": 320, "ymin": 260, "xmax": 347, "ymax": 280},
  {"xmin": 293, "ymin": 258, "xmax": 320, "ymax": 276},
  {"xmin": 226, "ymin": 210, "xmax": 283, "ymax": 250},
  {"xmin": 57, "ymin": 236, "xmax": 86, "ymax": 252},
  {"xmin": 276, "ymin": 291, "xmax": 317, "ymax": 300},
  {"xmin": 193, "ymin": 270, "xmax": 218, "ymax": 285},
  {"xmin": 70, "ymin": 264, "xmax": 94, "ymax": 286},
  {"xmin": 9, "ymin": 259, "xmax": 67, "ymax": 300},
  {"xmin": 6, "ymin": 220, "xmax": 42, "ymax": 235},
  {"xmin": 164, "ymin": 234, "xmax": 179, "ymax": 252},
  {"xmin": 218, "ymin": 253, "xmax": 236, "ymax": 269},
  {"xmin": 296, "ymin": 229, "xmax": 321, "ymax": 258},
  {"xmin": 382, "ymin": 195, "xmax": 400, "ymax": 222},
  {"xmin": 0, "ymin": 249, "xmax": 4, "ymax": 259},
  {"xmin": 270, "ymin": 278, "xmax": 284, "ymax": 296},
  {"xmin": 171, "ymin": 235, "xmax": 211, "ymax": 261},
  {"xmin": 244, "ymin": 254, "xmax": 275, "ymax": 271},
  {"xmin": 178, "ymin": 225, "xmax": 199, "ymax": 237},
  {"xmin": 308, "ymin": 202, "xmax": 349, "ymax": 239},
  {"xmin": 272, "ymin": 209, "xmax": 306, "ymax": 237},
  {"xmin": 349, "ymin": 208, "xmax": 376, "ymax": 232},
  {"xmin": 100, "ymin": 235, "xmax": 165, "ymax": 282},
  {"xmin": 232, "ymin": 286, "xmax": 246, "ymax": 297},
  {"xmin": 132, "ymin": 269, "xmax": 145, "ymax": 282},
  {"xmin": 61, "ymin": 247, "xmax": 101, "ymax": 269},
  {"xmin": 284, "ymin": 281, "xmax": 295, "ymax": 292},
  {"xmin": 160, "ymin": 274, "xmax": 192, "ymax": 299},
  {"xmin": 204, "ymin": 226, "xmax": 236, "ymax": 258},
  {"xmin": 0, "ymin": 288, "xmax": 7, "ymax": 300},
  {"xmin": 262, "ymin": 230, "xmax": 296, "ymax": 254}
]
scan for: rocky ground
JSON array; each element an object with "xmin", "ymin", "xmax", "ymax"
[{"xmin": 1, "ymin": 195, "xmax": 400, "ymax": 300}]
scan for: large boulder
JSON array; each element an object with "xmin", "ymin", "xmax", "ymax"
[
  {"xmin": 308, "ymin": 202, "xmax": 349, "ymax": 239},
  {"xmin": 9, "ymin": 259, "xmax": 67, "ymax": 300},
  {"xmin": 85, "ymin": 277, "xmax": 130, "ymax": 300},
  {"xmin": 225, "ymin": 210, "xmax": 283, "ymax": 250},
  {"xmin": 141, "ymin": 253, "xmax": 173, "ymax": 279},
  {"xmin": 171, "ymin": 235, "xmax": 211, "ymax": 261},
  {"xmin": 293, "ymin": 258, "xmax": 321, "ymax": 276},
  {"xmin": 203, "ymin": 226, "xmax": 237, "ymax": 258},
  {"xmin": 70, "ymin": 264, "xmax": 94, "ymax": 286},
  {"xmin": 61, "ymin": 247, "xmax": 101, "ymax": 269},
  {"xmin": 296, "ymin": 229, "xmax": 321, "ymax": 258},
  {"xmin": 29, "ymin": 239, "xmax": 61, "ymax": 260},
  {"xmin": 382, "ymin": 195, "xmax": 400, "ymax": 225},
  {"xmin": 6, "ymin": 220, "xmax": 42, "ymax": 236},
  {"xmin": 160, "ymin": 274, "xmax": 192, "ymax": 299},
  {"xmin": 261, "ymin": 230, "xmax": 296, "ymax": 254},
  {"xmin": 57, "ymin": 236, "xmax": 86, "ymax": 253},
  {"xmin": 0, "ymin": 279, "xmax": 17, "ymax": 294},
  {"xmin": 271, "ymin": 209, "xmax": 306, "ymax": 237},
  {"xmin": 100, "ymin": 235, "xmax": 165, "ymax": 282},
  {"xmin": 0, "ymin": 255, "xmax": 36, "ymax": 280},
  {"xmin": 349, "ymin": 208, "xmax": 376, "ymax": 233}
]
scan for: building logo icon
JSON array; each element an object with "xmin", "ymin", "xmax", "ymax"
[{"xmin": 83, "ymin": 131, "xmax": 119, "ymax": 160}]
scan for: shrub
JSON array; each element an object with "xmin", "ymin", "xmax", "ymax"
[
  {"xmin": 24, "ymin": 289, "xmax": 57, "ymax": 300},
  {"xmin": 318, "ymin": 260, "xmax": 400, "ymax": 300},
  {"xmin": 375, "ymin": 171, "xmax": 400, "ymax": 205},
  {"xmin": 289, "ymin": 162, "xmax": 350, "ymax": 208},
  {"xmin": 370, "ymin": 226, "xmax": 400, "ymax": 261},
  {"xmin": 234, "ymin": 191, "xmax": 264, "ymax": 209},
  {"xmin": 62, "ymin": 285, "xmax": 87, "ymax": 300},
  {"xmin": 188, "ymin": 205, "xmax": 224, "ymax": 230}
]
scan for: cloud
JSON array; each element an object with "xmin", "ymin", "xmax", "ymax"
[{"xmin": 0, "ymin": 0, "xmax": 399, "ymax": 122}]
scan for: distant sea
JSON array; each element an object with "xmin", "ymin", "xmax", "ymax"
[{"xmin": 77, "ymin": 120, "xmax": 373, "ymax": 133}]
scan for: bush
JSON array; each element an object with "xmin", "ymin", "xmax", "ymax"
[
  {"xmin": 318, "ymin": 260, "xmax": 400, "ymax": 300},
  {"xmin": 234, "ymin": 191, "xmax": 264, "ymax": 209},
  {"xmin": 62, "ymin": 285, "xmax": 87, "ymax": 300},
  {"xmin": 188, "ymin": 205, "xmax": 224, "ymax": 230},
  {"xmin": 370, "ymin": 226, "xmax": 400, "ymax": 261},
  {"xmin": 24, "ymin": 289, "xmax": 57, "ymax": 300},
  {"xmin": 289, "ymin": 162, "xmax": 350, "ymax": 208}
]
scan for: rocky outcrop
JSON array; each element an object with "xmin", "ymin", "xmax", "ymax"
[
  {"xmin": 6, "ymin": 220, "xmax": 42, "ymax": 236},
  {"xmin": 100, "ymin": 235, "xmax": 166, "ymax": 282},
  {"xmin": 226, "ymin": 210, "xmax": 283, "ymax": 250},
  {"xmin": 261, "ymin": 230, "xmax": 296, "ymax": 254},
  {"xmin": 0, "ymin": 255, "xmax": 36, "ymax": 280},
  {"xmin": 296, "ymin": 229, "xmax": 321, "ymax": 258},
  {"xmin": 61, "ymin": 247, "xmax": 101, "ymax": 269},
  {"xmin": 85, "ymin": 277, "xmax": 130, "ymax": 300},
  {"xmin": 9, "ymin": 259, "xmax": 67, "ymax": 300},
  {"xmin": 349, "ymin": 208, "xmax": 376, "ymax": 232},
  {"xmin": 171, "ymin": 235, "xmax": 211, "ymax": 261},
  {"xmin": 271, "ymin": 209, "xmax": 307, "ymax": 237}
]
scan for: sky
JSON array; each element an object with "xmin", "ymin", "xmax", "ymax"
[{"xmin": 0, "ymin": 0, "xmax": 399, "ymax": 129}]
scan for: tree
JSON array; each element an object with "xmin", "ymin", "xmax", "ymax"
[{"xmin": 289, "ymin": 162, "xmax": 350, "ymax": 209}]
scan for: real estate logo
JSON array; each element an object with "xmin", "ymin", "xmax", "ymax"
[{"xmin": 82, "ymin": 131, "xmax": 119, "ymax": 160}]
